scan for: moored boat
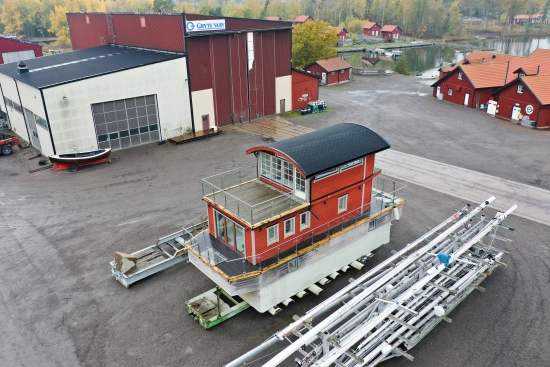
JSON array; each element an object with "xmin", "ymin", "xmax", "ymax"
[{"xmin": 49, "ymin": 148, "xmax": 111, "ymax": 164}]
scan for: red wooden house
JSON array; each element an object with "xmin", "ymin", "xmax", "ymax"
[
  {"xmin": 294, "ymin": 15, "xmax": 313, "ymax": 25},
  {"xmin": 493, "ymin": 75, "xmax": 550, "ymax": 128},
  {"xmin": 264, "ymin": 16, "xmax": 282, "ymax": 21},
  {"xmin": 188, "ymin": 123, "xmax": 403, "ymax": 313},
  {"xmin": 329, "ymin": 27, "xmax": 348, "ymax": 42},
  {"xmin": 362, "ymin": 22, "xmax": 381, "ymax": 36},
  {"xmin": 305, "ymin": 57, "xmax": 352, "ymax": 85},
  {"xmin": 291, "ymin": 69, "xmax": 320, "ymax": 110},
  {"xmin": 380, "ymin": 25, "xmax": 402, "ymax": 41},
  {"xmin": 0, "ymin": 37, "xmax": 43, "ymax": 65},
  {"xmin": 432, "ymin": 63, "xmax": 513, "ymax": 109}
]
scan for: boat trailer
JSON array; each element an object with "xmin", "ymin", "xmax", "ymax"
[{"xmin": 225, "ymin": 197, "xmax": 517, "ymax": 367}]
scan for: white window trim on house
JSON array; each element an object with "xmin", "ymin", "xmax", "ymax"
[
  {"xmin": 284, "ymin": 217, "xmax": 295, "ymax": 238},
  {"xmin": 341, "ymin": 158, "xmax": 362, "ymax": 171},
  {"xmin": 458, "ymin": 72, "xmax": 463, "ymax": 80},
  {"xmin": 448, "ymin": 88, "xmax": 453, "ymax": 96},
  {"xmin": 338, "ymin": 194, "xmax": 348, "ymax": 214},
  {"xmin": 267, "ymin": 224, "xmax": 279, "ymax": 245},
  {"xmin": 300, "ymin": 211, "xmax": 310, "ymax": 231},
  {"xmin": 314, "ymin": 167, "xmax": 338, "ymax": 181},
  {"xmin": 260, "ymin": 152, "xmax": 308, "ymax": 200},
  {"xmin": 517, "ymin": 85, "xmax": 524, "ymax": 94}
]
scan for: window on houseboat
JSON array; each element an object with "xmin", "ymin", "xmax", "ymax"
[
  {"xmin": 368, "ymin": 218, "xmax": 377, "ymax": 231},
  {"xmin": 517, "ymin": 85, "xmax": 524, "ymax": 94},
  {"xmin": 272, "ymin": 157, "xmax": 282, "ymax": 183},
  {"xmin": 315, "ymin": 167, "xmax": 338, "ymax": 180},
  {"xmin": 296, "ymin": 173, "xmax": 306, "ymax": 195},
  {"xmin": 338, "ymin": 195, "xmax": 348, "ymax": 213},
  {"xmin": 261, "ymin": 152, "xmax": 271, "ymax": 178},
  {"xmin": 236, "ymin": 225, "xmax": 245, "ymax": 254},
  {"xmin": 227, "ymin": 220, "xmax": 235, "ymax": 247},
  {"xmin": 215, "ymin": 210, "xmax": 246, "ymax": 255},
  {"xmin": 341, "ymin": 158, "xmax": 362, "ymax": 171},
  {"xmin": 300, "ymin": 211, "xmax": 310, "ymax": 230},
  {"xmin": 215, "ymin": 211, "xmax": 225, "ymax": 239},
  {"xmin": 283, "ymin": 161, "xmax": 294, "ymax": 188},
  {"xmin": 267, "ymin": 224, "xmax": 279, "ymax": 245},
  {"xmin": 284, "ymin": 217, "xmax": 295, "ymax": 238},
  {"xmin": 288, "ymin": 258, "xmax": 299, "ymax": 273}
]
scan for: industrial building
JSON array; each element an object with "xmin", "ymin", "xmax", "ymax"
[
  {"xmin": 0, "ymin": 13, "xmax": 317, "ymax": 156},
  {"xmin": 0, "ymin": 36, "xmax": 42, "ymax": 65},
  {"xmin": 0, "ymin": 45, "xmax": 191, "ymax": 157}
]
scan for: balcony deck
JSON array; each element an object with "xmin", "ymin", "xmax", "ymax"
[
  {"xmin": 203, "ymin": 179, "xmax": 308, "ymax": 227},
  {"xmin": 189, "ymin": 195, "xmax": 400, "ymax": 279}
]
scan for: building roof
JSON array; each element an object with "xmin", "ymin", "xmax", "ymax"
[
  {"xmin": 246, "ymin": 123, "xmax": 391, "ymax": 178},
  {"xmin": 381, "ymin": 25, "xmax": 400, "ymax": 32},
  {"xmin": 363, "ymin": 22, "xmax": 379, "ymax": 29},
  {"xmin": 264, "ymin": 16, "xmax": 282, "ymax": 21},
  {"xmin": 0, "ymin": 45, "xmax": 183, "ymax": 89},
  {"xmin": 0, "ymin": 36, "xmax": 42, "ymax": 48},
  {"xmin": 329, "ymin": 27, "xmax": 347, "ymax": 34},
  {"xmin": 292, "ymin": 68, "xmax": 321, "ymax": 79},
  {"xmin": 294, "ymin": 15, "xmax": 313, "ymax": 23},
  {"xmin": 307, "ymin": 57, "xmax": 352, "ymax": 72},
  {"xmin": 522, "ymin": 75, "xmax": 550, "ymax": 104}
]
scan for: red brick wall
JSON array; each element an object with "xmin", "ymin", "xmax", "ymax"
[{"xmin": 495, "ymin": 79, "xmax": 540, "ymax": 122}]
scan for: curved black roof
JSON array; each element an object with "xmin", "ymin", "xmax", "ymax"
[{"xmin": 251, "ymin": 123, "xmax": 390, "ymax": 178}]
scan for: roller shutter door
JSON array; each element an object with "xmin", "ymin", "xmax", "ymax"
[{"xmin": 92, "ymin": 95, "xmax": 160, "ymax": 150}]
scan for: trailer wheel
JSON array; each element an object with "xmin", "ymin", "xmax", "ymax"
[
  {"xmin": 69, "ymin": 164, "xmax": 79, "ymax": 172},
  {"xmin": 1, "ymin": 145, "xmax": 13, "ymax": 155}
]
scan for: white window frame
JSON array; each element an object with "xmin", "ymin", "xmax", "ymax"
[
  {"xmin": 300, "ymin": 211, "xmax": 311, "ymax": 230},
  {"xmin": 338, "ymin": 194, "xmax": 348, "ymax": 214},
  {"xmin": 260, "ymin": 152, "xmax": 271, "ymax": 178},
  {"xmin": 341, "ymin": 158, "xmax": 362, "ymax": 171},
  {"xmin": 282, "ymin": 161, "xmax": 294, "ymax": 189},
  {"xmin": 271, "ymin": 156, "xmax": 282, "ymax": 183},
  {"xmin": 448, "ymin": 88, "xmax": 453, "ymax": 96},
  {"xmin": 458, "ymin": 72, "xmax": 463, "ymax": 80},
  {"xmin": 284, "ymin": 217, "xmax": 295, "ymax": 238},
  {"xmin": 267, "ymin": 224, "xmax": 279, "ymax": 245},
  {"xmin": 315, "ymin": 167, "xmax": 338, "ymax": 181},
  {"xmin": 517, "ymin": 85, "xmax": 524, "ymax": 94}
]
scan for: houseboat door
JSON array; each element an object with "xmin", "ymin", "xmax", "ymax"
[
  {"xmin": 512, "ymin": 105, "xmax": 521, "ymax": 120},
  {"xmin": 464, "ymin": 93, "xmax": 470, "ymax": 107}
]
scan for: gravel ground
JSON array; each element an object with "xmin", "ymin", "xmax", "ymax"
[
  {"xmin": 288, "ymin": 75, "xmax": 550, "ymax": 190},
  {"xmin": 1, "ymin": 74, "xmax": 549, "ymax": 367}
]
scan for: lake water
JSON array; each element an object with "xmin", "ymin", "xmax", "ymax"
[{"xmin": 341, "ymin": 36, "xmax": 550, "ymax": 73}]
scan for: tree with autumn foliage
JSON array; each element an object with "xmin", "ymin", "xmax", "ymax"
[{"xmin": 292, "ymin": 21, "xmax": 339, "ymax": 69}]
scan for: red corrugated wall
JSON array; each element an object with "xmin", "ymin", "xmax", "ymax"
[
  {"xmin": 67, "ymin": 13, "xmax": 110, "ymax": 50},
  {"xmin": 229, "ymin": 33, "xmax": 250, "ymax": 123},
  {"xmin": 261, "ymin": 31, "xmax": 277, "ymax": 116},
  {"xmin": 112, "ymin": 14, "xmax": 185, "ymax": 52},
  {"xmin": 275, "ymin": 29, "xmax": 291, "ymax": 78},
  {"xmin": 495, "ymin": 79, "xmax": 541, "ymax": 121},
  {"xmin": 292, "ymin": 70, "xmax": 319, "ymax": 110},
  {"xmin": 211, "ymin": 36, "xmax": 232, "ymax": 126},
  {"xmin": 0, "ymin": 38, "xmax": 43, "ymax": 64}
]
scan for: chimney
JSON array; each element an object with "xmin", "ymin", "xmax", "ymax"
[{"xmin": 17, "ymin": 61, "xmax": 29, "ymax": 74}]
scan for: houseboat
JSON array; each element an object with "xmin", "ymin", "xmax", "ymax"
[{"xmin": 184, "ymin": 123, "xmax": 405, "ymax": 324}]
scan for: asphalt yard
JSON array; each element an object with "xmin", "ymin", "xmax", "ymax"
[{"xmin": 1, "ymin": 74, "xmax": 549, "ymax": 367}]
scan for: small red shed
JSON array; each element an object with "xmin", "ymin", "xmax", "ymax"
[
  {"xmin": 264, "ymin": 16, "xmax": 282, "ymax": 21},
  {"xmin": 493, "ymin": 75, "xmax": 550, "ymax": 128},
  {"xmin": 362, "ymin": 22, "xmax": 381, "ymax": 36},
  {"xmin": 0, "ymin": 37, "xmax": 42, "ymax": 65},
  {"xmin": 305, "ymin": 57, "xmax": 352, "ymax": 86},
  {"xmin": 294, "ymin": 15, "xmax": 313, "ymax": 25},
  {"xmin": 291, "ymin": 69, "xmax": 320, "ymax": 110},
  {"xmin": 380, "ymin": 25, "xmax": 402, "ymax": 41},
  {"xmin": 329, "ymin": 27, "xmax": 348, "ymax": 42}
]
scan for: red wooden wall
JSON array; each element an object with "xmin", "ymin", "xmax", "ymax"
[
  {"xmin": 537, "ymin": 105, "xmax": 550, "ymax": 128},
  {"xmin": 495, "ymin": 79, "xmax": 541, "ymax": 122},
  {"xmin": 363, "ymin": 25, "xmax": 381, "ymax": 36},
  {"xmin": 0, "ymin": 38, "xmax": 43, "ymax": 64},
  {"xmin": 291, "ymin": 70, "xmax": 319, "ymax": 110},
  {"xmin": 433, "ymin": 69, "xmax": 476, "ymax": 107},
  {"xmin": 305, "ymin": 64, "xmax": 350, "ymax": 85}
]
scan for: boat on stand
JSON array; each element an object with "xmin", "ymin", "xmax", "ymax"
[{"xmin": 49, "ymin": 148, "xmax": 111, "ymax": 171}]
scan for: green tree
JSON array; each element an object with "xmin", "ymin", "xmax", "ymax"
[
  {"xmin": 292, "ymin": 20, "xmax": 339, "ymax": 68},
  {"xmin": 152, "ymin": 0, "xmax": 174, "ymax": 13},
  {"xmin": 393, "ymin": 54, "xmax": 409, "ymax": 75}
]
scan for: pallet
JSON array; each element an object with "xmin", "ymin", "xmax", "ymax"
[
  {"xmin": 168, "ymin": 128, "xmax": 222, "ymax": 145},
  {"xmin": 186, "ymin": 287, "xmax": 250, "ymax": 329}
]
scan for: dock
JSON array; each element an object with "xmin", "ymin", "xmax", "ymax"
[{"xmin": 167, "ymin": 128, "xmax": 222, "ymax": 144}]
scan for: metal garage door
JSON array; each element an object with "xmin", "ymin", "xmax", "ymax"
[
  {"xmin": 2, "ymin": 50, "xmax": 36, "ymax": 64},
  {"xmin": 92, "ymin": 95, "xmax": 160, "ymax": 150}
]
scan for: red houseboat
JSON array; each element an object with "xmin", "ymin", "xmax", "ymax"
[{"xmin": 185, "ymin": 123, "xmax": 405, "ymax": 319}]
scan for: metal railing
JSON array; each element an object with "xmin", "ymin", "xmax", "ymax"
[
  {"xmin": 202, "ymin": 164, "xmax": 305, "ymax": 225},
  {"xmin": 188, "ymin": 180, "xmax": 407, "ymax": 277}
]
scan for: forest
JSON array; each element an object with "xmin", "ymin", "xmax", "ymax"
[{"xmin": 1, "ymin": 0, "xmax": 549, "ymax": 46}]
